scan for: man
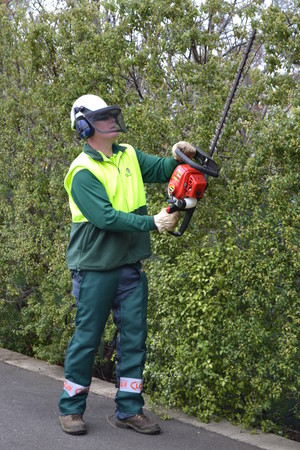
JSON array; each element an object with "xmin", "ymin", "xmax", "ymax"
[{"xmin": 58, "ymin": 94, "xmax": 195, "ymax": 435}]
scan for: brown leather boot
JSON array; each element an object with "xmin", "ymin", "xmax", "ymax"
[
  {"xmin": 115, "ymin": 413, "xmax": 160, "ymax": 435},
  {"xmin": 59, "ymin": 414, "xmax": 87, "ymax": 435}
]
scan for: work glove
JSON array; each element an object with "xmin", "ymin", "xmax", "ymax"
[
  {"xmin": 172, "ymin": 141, "xmax": 196, "ymax": 162},
  {"xmin": 154, "ymin": 208, "xmax": 181, "ymax": 234}
]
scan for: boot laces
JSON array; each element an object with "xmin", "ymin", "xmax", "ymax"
[
  {"xmin": 70, "ymin": 414, "xmax": 82, "ymax": 421},
  {"xmin": 136, "ymin": 414, "xmax": 149, "ymax": 422}
]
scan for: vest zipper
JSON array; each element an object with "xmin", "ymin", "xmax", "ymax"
[{"xmin": 103, "ymin": 152, "xmax": 130, "ymax": 211}]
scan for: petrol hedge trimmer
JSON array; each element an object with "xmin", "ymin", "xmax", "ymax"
[{"xmin": 167, "ymin": 29, "xmax": 257, "ymax": 236}]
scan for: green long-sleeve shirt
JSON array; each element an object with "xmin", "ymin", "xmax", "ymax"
[{"xmin": 66, "ymin": 142, "xmax": 178, "ymax": 270}]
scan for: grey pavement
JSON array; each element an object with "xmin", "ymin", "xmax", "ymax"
[{"xmin": 0, "ymin": 348, "xmax": 299, "ymax": 450}]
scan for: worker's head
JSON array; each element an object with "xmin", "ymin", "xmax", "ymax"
[{"xmin": 70, "ymin": 94, "xmax": 127, "ymax": 139}]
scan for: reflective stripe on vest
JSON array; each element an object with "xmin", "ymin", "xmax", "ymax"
[{"xmin": 64, "ymin": 144, "xmax": 147, "ymax": 223}]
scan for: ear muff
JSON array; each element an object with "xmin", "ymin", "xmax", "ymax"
[{"xmin": 75, "ymin": 117, "xmax": 94, "ymax": 139}]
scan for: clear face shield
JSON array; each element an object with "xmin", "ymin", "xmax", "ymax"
[{"xmin": 85, "ymin": 106, "xmax": 127, "ymax": 134}]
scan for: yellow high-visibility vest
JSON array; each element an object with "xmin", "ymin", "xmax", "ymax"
[{"xmin": 64, "ymin": 144, "xmax": 147, "ymax": 223}]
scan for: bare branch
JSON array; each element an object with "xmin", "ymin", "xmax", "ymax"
[{"xmin": 222, "ymin": 40, "xmax": 248, "ymax": 57}]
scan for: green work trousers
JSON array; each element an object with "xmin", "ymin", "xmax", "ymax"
[{"xmin": 58, "ymin": 264, "xmax": 148, "ymax": 419}]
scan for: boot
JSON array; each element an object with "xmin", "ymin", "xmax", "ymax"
[
  {"xmin": 59, "ymin": 414, "xmax": 87, "ymax": 435},
  {"xmin": 116, "ymin": 413, "xmax": 160, "ymax": 435}
]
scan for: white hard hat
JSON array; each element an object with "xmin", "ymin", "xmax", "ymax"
[
  {"xmin": 70, "ymin": 94, "xmax": 127, "ymax": 138},
  {"xmin": 70, "ymin": 94, "xmax": 108, "ymax": 130}
]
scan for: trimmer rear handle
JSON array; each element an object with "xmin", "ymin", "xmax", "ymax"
[{"xmin": 169, "ymin": 206, "xmax": 196, "ymax": 237}]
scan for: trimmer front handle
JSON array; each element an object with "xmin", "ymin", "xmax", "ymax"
[{"xmin": 175, "ymin": 147, "xmax": 219, "ymax": 178}]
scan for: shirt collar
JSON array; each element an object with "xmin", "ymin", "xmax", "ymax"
[{"xmin": 82, "ymin": 142, "xmax": 126, "ymax": 161}]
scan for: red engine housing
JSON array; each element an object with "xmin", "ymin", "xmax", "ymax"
[{"xmin": 168, "ymin": 164, "xmax": 207, "ymax": 200}]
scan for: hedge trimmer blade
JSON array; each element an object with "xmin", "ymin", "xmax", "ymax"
[{"xmin": 209, "ymin": 29, "xmax": 257, "ymax": 158}]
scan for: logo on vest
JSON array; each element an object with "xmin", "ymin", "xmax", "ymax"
[{"xmin": 125, "ymin": 168, "xmax": 132, "ymax": 177}]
